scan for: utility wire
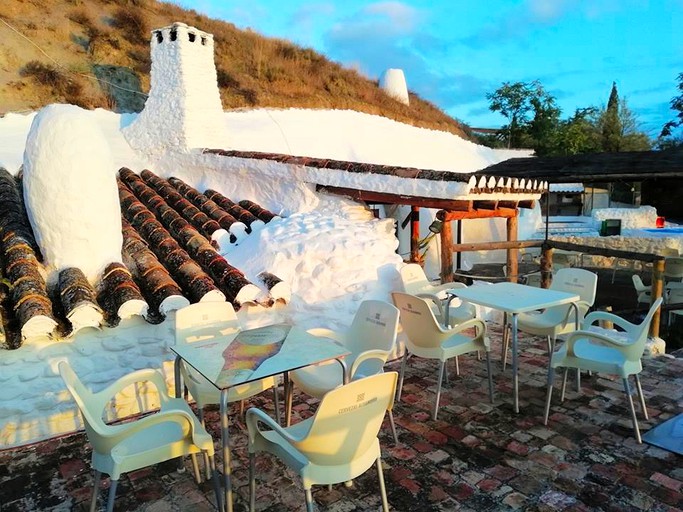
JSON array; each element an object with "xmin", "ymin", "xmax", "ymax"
[{"xmin": 0, "ymin": 18, "xmax": 148, "ymax": 98}]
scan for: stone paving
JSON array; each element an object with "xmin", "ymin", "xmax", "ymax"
[{"xmin": 1, "ymin": 328, "xmax": 682, "ymax": 512}]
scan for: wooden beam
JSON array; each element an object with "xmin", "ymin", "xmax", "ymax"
[
  {"xmin": 518, "ymin": 200, "xmax": 535, "ymax": 209},
  {"xmin": 506, "ymin": 215, "xmax": 518, "ymax": 283},
  {"xmin": 474, "ymin": 200, "xmax": 498, "ymax": 210},
  {"xmin": 651, "ymin": 258, "xmax": 664, "ymax": 337},
  {"xmin": 548, "ymin": 240, "xmax": 663, "ymax": 263},
  {"xmin": 317, "ymin": 186, "xmax": 476, "ymax": 210},
  {"xmin": 439, "ymin": 208, "xmax": 517, "ymax": 221},
  {"xmin": 450, "ymin": 240, "xmax": 544, "ymax": 253},
  {"xmin": 498, "ymin": 200, "xmax": 519, "ymax": 209},
  {"xmin": 440, "ymin": 219, "xmax": 453, "ymax": 283},
  {"xmin": 540, "ymin": 244, "xmax": 552, "ymax": 288},
  {"xmin": 410, "ymin": 206, "xmax": 420, "ymax": 263}
]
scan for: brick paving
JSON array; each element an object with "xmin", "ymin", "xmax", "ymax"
[{"xmin": 1, "ymin": 328, "xmax": 681, "ymax": 512}]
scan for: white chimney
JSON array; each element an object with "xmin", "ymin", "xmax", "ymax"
[
  {"xmin": 123, "ymin": 22, "xmax": 229, "ymax": 155},
  {"xmin": 379, "ymin": 68, "xmax": 409, "ymax": 106}
]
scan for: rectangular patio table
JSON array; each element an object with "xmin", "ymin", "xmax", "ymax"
[
  {"xmin": 171, "ymin": 323, "xmax": 350, "ymax": 512},
  {"xmin": 445, "ymin": 282, "xmax": 580, "ymax": 413}
]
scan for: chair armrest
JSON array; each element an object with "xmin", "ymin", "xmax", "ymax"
[
  {"xmin": 414, "ymin": 293, "xmax": 444, "ymax": 317},
  {"xmin": 428, "ymin": 282, "xmax": 465, "ymax": 295},
  {"xmin": 564, "ymin": 329, "xmax": 632, "ymax": 357},
  {"xmin": 558, "ymin": 300, "xmax": 591, "ymax": 325},
  {"xmin": 350, "ymin": 349, "xmax": 390, "ymax": 379},
  {"xmin": 246, "ymin": 407, "xmax": 301, "ymax": 445},
  {"xmin": 94, "ymin": 369, "xmax": 170, "ymax": 410},
  {"xmin": 583, "ymin": 311, "xmax": 637, "ymax": 333},
  {"xmin": 306, "ymin": 328, "xmax": 345, "ymax": 344},
  {"xmin": 107, "ymin": 408, "xmax": 203, "ymax": 448},
  {"xmin": 443, "ymin": 317, "xmax": 486, "ymax": 336}
]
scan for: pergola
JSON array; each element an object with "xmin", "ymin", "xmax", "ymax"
[{"xmin": 202, "ymin": 149, "xmax": 546, "ymax": 283}]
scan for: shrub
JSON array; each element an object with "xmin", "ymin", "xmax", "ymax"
[
  {"xmin": 20, "ymin": 61, "xmax": 84, "ymax": 105},
  {"xmin": 111, "ymin": 7, "xmax": 148, "ymax": 45},
  {"xmin": 216, "ymin": 69, "xmax": 240, "ymax": 89}
]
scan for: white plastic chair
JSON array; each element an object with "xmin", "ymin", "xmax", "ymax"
[
  {"xmin": 665, "ymin": 284, "xmax": 683, "ymax": 325},
  {"xmin": 289, "ymin": 300, "xmax": 400, "ymax": 441},
  {"xmin": 246, "ymin": 372, "xmax": 398, "ymax": 512},
  {"xmin": 632, "ymin": 274, "xmax": 652, "ymax": 306},
  {"xmin": 543, "ymin": 297, "xmax": 663, "ymax": 443},
  {"xmin": 175, "ymin": 302, "xmax": 280, "ymax": 476},
  {"xmin": 510, "ymin": 268, "xmax": 598, "ymax": 363},
  {"xmin": 664, "ymin": 256, "xmax": 683, "ymax": 282},
  {"xmin": 58, "ymin": 361, "xmax": 220, "ymax": 512},
  {"xmin": 398, "ymin": 263, "xmax": 476, "ymax": 325},
  {"xmin": 391, "ymin": 292, "xmax": 493, "ymax": 420}
]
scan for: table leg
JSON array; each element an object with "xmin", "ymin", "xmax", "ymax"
[
  {"xmin": 501, "ymin": 312, "xmax": 510, "ymax": 370},
  {"xmin": 570, "ymin": 302, "xmax": 581, "ymax": 392},
  {"xmin": 284, "ymin": 372, "xmax": 292, "ymax": 427},
  {"xmin": 511, "ymin": 313, "xmax": 519, "ymax": 413},
  {"xmin": 174, "ymin": 355, "xmax": 182, "ymax": 399},
  {"xmin": 220, "ymin": 389, "xmax": 233, "ymax": 512}
]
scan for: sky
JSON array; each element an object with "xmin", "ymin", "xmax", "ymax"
[{"xmin": 169, "ymin": 0, "xmax": 683, "ymax": 138}]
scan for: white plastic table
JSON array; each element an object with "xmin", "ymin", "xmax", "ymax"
[
  {"xmin": 172, "ymin": 323, "xmax": 349, "ymax": 512},
  {"xmin": 446, "ymin": 282, "xmax": 580, "ymax": 413}
]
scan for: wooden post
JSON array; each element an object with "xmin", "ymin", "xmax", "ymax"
[
  {"xmin": 410, "ymin": 206, "xmax": 420, "ymax": 263},
  {"xmin": 651, "ymin": 257, "xmax": 665, "ymax": 337},
  {"xmin": 541, "ymin": 243, "xmax": 552, "ymax": 289},
  {"xmin": 440, "ymin": 217, "xmax": 453, "ymax": 284},
  {"xmin": 506, "ymin": 215, "xmax": 518, "ymax": 283}
]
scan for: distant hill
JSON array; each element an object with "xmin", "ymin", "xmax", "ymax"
[{"xmin": 0, "ymin": 0, "xmax": 470, "ymax": 139}]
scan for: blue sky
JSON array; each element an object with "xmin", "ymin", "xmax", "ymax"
[{"xmin": 169, "ymin": 0, "xmax": 683, "ymax": 137}]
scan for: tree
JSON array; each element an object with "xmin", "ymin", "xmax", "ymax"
[
  {"xmin": 601, "ymin": 82, "xmax": 623, "ymax": 151},
  {"xmin": 594, "ymin": 96, "xmax": 651, "ymax": 152},
  {"xmin": 526, "ymin": 93, "xmax": 562, "ymax": 156},
  {"xmin": 486, "ymin": 80, "xmax": 554, "ymax": 149},
  {"xmin": 554, "ymin": 108, "xmax": 601, "ymax": 155},
  {"xmin": 660, "ymin": 72, "xmax": 683, "ymax": 145}
]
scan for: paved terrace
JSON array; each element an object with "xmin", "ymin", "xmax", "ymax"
[{"xmin": 1, "ymin": 326, "xmax": 681, "ymax": 512}]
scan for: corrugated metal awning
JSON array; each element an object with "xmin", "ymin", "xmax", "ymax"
[{"xmin": 549, "ymin": 183, "xmax": 584, "ymax": 193}]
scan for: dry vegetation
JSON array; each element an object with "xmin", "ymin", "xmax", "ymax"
[{"xmin": 0, "ymin": 0, "xmax": 470, "ymax": 138}]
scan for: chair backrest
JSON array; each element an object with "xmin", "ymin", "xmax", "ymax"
[
  {"xmin": 175, "ymin": 301, "xmax": 240, "ymax": 344},
  {"xmin": 398, "ymin": 264, "xmax": 431, "ymax": 295},
  {"xmin": 664, "ymin": 257, "xmax": 683, "ymax": 280},
  {"xmin": 345, "ymin": 300, "xmax": 399, "ymax": 373},
  {"xmin": 551, "ymin": 268, "xmax": 598, "ymax": 306},
  {"xmin": 58, "ymin": 361, "xmax": 120, "ymax": 454},
  {"xmin": 390, "ymin": 292, "xmax": 448, "ymax": 348},
  {"xmin": 553, "ymin": 251, "xmax": 574, "ymax": 269},
  {"xmin": 294, "ymin": 372, "xmax": 397, "ymax": 465},
  {"xmin": 621, "ymin": 297, "xmax": 664, "ymax": 361}
]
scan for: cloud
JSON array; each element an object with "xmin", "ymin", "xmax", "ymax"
[
  {"xmin": 289, "ymin": 2, "xmax": 336, "ymax": 43},
  {"xmin": 321, "ymin": 2, "xmax": 490, "ymax": 111},
  {"xmin": 462, "ymin": 0, "xmax": 644, "ymax": 48}
]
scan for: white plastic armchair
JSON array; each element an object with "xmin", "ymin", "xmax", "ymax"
[
  {"xmin": 246, "ymin": 372, "xmax": 398, "ymax": 512},
  {"xmin": 289, "ymin": 300, "xmax": 399, "ymax": 441},
  {"xmin": 391, "ymin": 292, "xmax": 493, "ymax": 420},
  {"xmin": 58, "ymin": 361, "xmax": 221, "ymax": 512},
  {"xmin": 511, "ymin": 268, "xmax": 598, "ymax": 365},
  {"xmin": 543, "ymin": 297, "xmax": 663, "ymax": 443},
  {"xmin": 632, "ymin": 274, "xmax": 652, "ymax": 306},
  {"xmin": 398, "ymin": 263, "xmax": 476, "ymax": 325}
]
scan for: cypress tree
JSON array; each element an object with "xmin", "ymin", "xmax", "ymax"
[{"xmin": 602, "ymin": 82, "xmax": 622, "ymax": 151}]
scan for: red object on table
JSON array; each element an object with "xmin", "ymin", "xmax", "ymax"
[{"xmin": 656, "ymin": 216, "xmax": 666, "ymax": 228}]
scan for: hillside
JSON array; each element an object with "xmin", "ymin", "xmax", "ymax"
[{"xmin": 0, "ymin": 0, "xmax": 470, "ymax": 139}]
